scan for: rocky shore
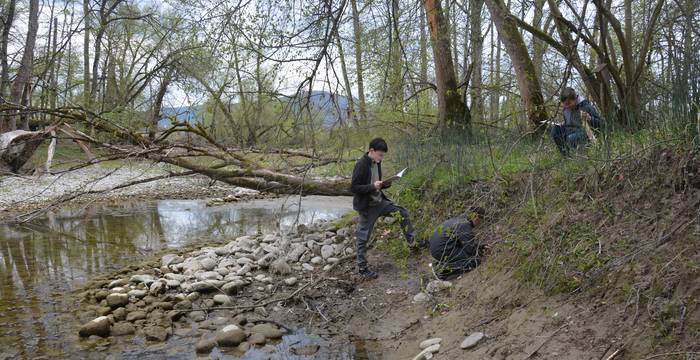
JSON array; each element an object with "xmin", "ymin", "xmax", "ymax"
[{"xmin": 77, "ymin": 218, "xmax": 359, "ymax": 356}]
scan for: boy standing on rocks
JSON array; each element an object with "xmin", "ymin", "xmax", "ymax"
[{"xmin": 351, "ymin": 137, "xmax": 416, "ymax": 279}]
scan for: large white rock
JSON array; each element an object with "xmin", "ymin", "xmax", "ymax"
[
  {"xmin": 411, "ymin": 344, "xmax": 440, "ymax": 360},
  {"xmin": 162, "ymin": 254, "xmax": 184, "ymax": 267},
  {"xmin": 200, "ymin": 258, "xmax": 217, "ymax": 271},
  {"xmin": 129, "ymin": 274, "xmax": 155, "ymax": 284},
  {"xmin": 460, "ymin": 332, "xmax": 484, "ymax": 349},
  {"xmin": 320, "ymin": 245, "xmax": 334, "ymax": 259},
  {"xmin": 419, "ymin": 338, "xmax": 442, "ymax": 349},
  {"xmin": 426, "ymin": 280, "xmax": 452, "ymax": 294}
]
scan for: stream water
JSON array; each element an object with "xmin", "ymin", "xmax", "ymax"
[{"xmin": 0, "ymin": 196, "xmax": 363, "ymax": 359}]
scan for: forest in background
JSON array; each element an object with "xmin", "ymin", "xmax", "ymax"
[{"xmin": 0, "ymin": 0, "xmax": 697, "ymax": 194}]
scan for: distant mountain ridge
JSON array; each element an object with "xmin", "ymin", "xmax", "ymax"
[{"xmin": 158, "ymin": 91, "xmax": 353, "ymax": 129}]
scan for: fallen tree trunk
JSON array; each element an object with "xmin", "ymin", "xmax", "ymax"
[
  {"xmin": 0, "ymin": 129, "xmax": 49, "ymax": 173},
  {"xmin": 0, "ymin": 102, "xmax": 353, "ymax": 196}
]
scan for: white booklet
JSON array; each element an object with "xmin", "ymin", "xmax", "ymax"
[{"xmin": 384, "ymin": 167, "xmax": 407, "ymax": 184}]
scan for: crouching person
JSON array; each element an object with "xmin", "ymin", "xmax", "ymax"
[
  {"xmin": 551, "ymin": 87, "xmax": 604, "ymax": 155},
  {"xmin": 429, "ymin": 209, "xmax": 484, "ymax": 280},
  {"xmin": 351, "ymin": 137, "xmax": 416, "ymax": 279}
]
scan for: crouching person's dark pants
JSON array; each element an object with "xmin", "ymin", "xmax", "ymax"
[
  {"xmin": 551, "ymin": 124, "xmax": 587, "ymax": 155},
  {"xmin": 431, "ymin": 241, "xmax": 480, "ymax": 278},
  {"xmin": 355, "ymin": 199, "xmax": 415, "ymax": 270}
]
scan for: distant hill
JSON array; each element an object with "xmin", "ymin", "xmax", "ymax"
[
  {"xmin": 287, "ymin": 90, "xmax": 354, "ymax": 128},
  {"xmin": 157, "ymin": 106, "xmax": 201, "ymax": 128},
  {"xmin": 157, "ymin": 90, "xmax": 354, "ymax": 129}
]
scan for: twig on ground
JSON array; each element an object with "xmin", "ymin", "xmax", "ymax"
[{"xmin": 523, "ymin": 323, "xmax": 569, "ymax": 359}]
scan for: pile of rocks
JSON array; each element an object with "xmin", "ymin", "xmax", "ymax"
[
  {"xmin": 412, "ymin": 338, "xmax": 441, "ymax": 359},
  {"xmin": 78, "ymin": 219, "xmax": 356, "ymax": 353},
  {"xmin": 205, "ymin": 191, "xmax": 265, "ymax": 206}
]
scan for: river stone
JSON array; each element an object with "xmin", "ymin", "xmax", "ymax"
[
  {"xmin": 149, "ymin": 280, "xmax": 165, "ymax": 295},
  {"xmin": 283, "ymin": 277, "xmax": 298, "ymax": 286},
  {"xmin": 411, "ymin": 344, "xmax": 440, "ymax": 360},
  {"xmin": 236, "ymin": 264, "xmax": 252, "ymax": 276},
  {"xmin": 128, "ymin": 289, "xmax": 147, "ymax": 299},
  {"xmin": 305, "ymin": 233, "xmax": 322, "ymax": 241},
  {"xmin": 413, "ymin": 292, "xmax": 429, "ymax": 303},
  {"xmin": 213, "ymin": 294, "xmax": 231, "ymax": 305},
  {"xmin": 215, "ymin": 325, "xmax": 246, "ymax": 346},
  {"xmin": 460, "ymin": 332, "xmax": 484, "ymax": 349},
  {"xmin": 257, "ymin": 253, "xmax": 276, "ymax": 267},
  {"xmin": 290, "ymin": 344, "xmax": 321, "ymax": 356},
  {"xmin": 196, "ymin": 335, "xmax": 217, "ymax": 354},
  {"xmin": 327, "ymin": 257, "xmax": 340, "ymax": 264},
  {"xmin": 287, "ymin": 245, "xmax": 307, "ymax": 262},
  {"xmin": 222, "ymin": 280, "xmax": 246, "ymax": 294},
  {"xmin": 106, "ymin": 293, "xmax": 129, "ymax": 308},
  {"xmin": 162, "ymin": 254, "xmax": 184, "ymax": 267},
  {"xmin": 420, "ymin": 338, "xmax": 442, "ymax": 349},
  {"xmin": 302, "ymin": 263, "xmax": 314, "ymax": 271},
  {"xmin": 126, "ymin": 310, "xmax": 146, "ymax": 322},
  {"xmin": 95, "ymin": 290, "xmax": 110, "ymax": 301},
  {"xmin": 188, "ymin": 310, "xmax": 206, "ymax": 322},
  {"xmin": 196, "ymin": 271, "xmax": 221, "ymax": 281},
  {"xmin": 248, "ymin": 332, "xmax": 266, "ymax": 345},
  {"xmin": 189, "ymin": 281, "xmax": 216, "ymax": 292},
  {"xmin": 79, "ymin": 316, "xmax": 111, "ymax": 337},
  {"xmin": 153, "ymin": 301, "xmax": 174, "ymax": 310},
  {"xmin": 165, "ymin": 273, "xmax": 186, "ymax": 282},
  {"xmin": 113, "ymin": 307, "xmax": 126, "ymax": 321},
  {"xmin": 269, "ymin": 258, "xmax": 291, "ymax": 275},
  {"xmin": 238, "ymin": 342, "xmax": 251, "ymax": 352},
  {"xmin": 250, "ymin": 323, "xmax": 283, "ymax": 340},
  {"xmin": 108, "ymin": 279, "xmax": 128, "ymax": 288},
  {"xmin": 200, "ymin": 258, "xmax": 217, "ymax": 271},
  {"xmin": 426, "ymin": 280, "xmax": 452, "ymax": 294},
  {"xmin": 130, "ymin": 274, "xmax": 155, "ymax": 285},
  {"xmin": 186, "ymin": 292, "xmax": 200, "ymax": 302},
  {"xmin": 144, "ymin": 325, "xmax": 169, "ymax": 342},
  {"xmin": 310, "ymin": 256, "xmax": 323, "ymax": 265},
  {"xmin": 219, "ymin": 258, "xmax": 238, "ymax": 268},
  {"xmin": 165, "ymin": 279, "xmax": 181, "ymax": 288},
  {"xmin": 237, "ymin": 237, "xmax": 258, "ymax": 252},
  {"xmin": 112, "ymin": 322, "xmax": 135, "ymax": 336},
  {"xmin": 236, "ymin": 257, "xmax": 253, "ymax": 265},
  {"xmin": 174, "ymin": 300, "xmax": 192, "ymax": 310}
]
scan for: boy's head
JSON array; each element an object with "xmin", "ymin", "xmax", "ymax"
[
  {"xmin": 368, "ymin": 137, "xmax": 388, "ymax": 163},
  {"xmin": 560, "ymin": 87, "xmax": 578, "ymax": 109},
  {"xmin": 468, "ymin": 206, "xmax": 486, "ymax": 227}
]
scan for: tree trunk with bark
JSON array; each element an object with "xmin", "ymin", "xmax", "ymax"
[
  {"xmin": 484, "ymin": 0, "xmax": 548, "ymax": 127},
  {"xmin": 423, "ymin": 0, "xmax": 470, "ymax": 128},
  {"xmin": 469, "ymin": 0, "xmax": 484, "ymax": 123},
  {"xmin": 9, "ymin": 0, "xmax": 39, "ymax": 130}
]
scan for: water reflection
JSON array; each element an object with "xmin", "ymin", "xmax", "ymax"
[{"xmin": 0, "ymin": 195, "xmax": 352, "ymax": 358}]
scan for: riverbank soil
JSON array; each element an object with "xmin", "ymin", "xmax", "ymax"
[{"xmin": 326, "ymin": 148, "xmax": 699, "ymax": 359}]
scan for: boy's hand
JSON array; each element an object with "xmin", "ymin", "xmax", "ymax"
[{"xmin": 373, "ymin": 180, "xmax": 383, "ymax": 190}]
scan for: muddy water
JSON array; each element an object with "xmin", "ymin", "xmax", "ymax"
[{"xmin": 0, "ymin": 196, "xmax": 354, "ymax": 359}]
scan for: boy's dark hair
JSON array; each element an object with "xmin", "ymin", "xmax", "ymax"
[
  {"xmin": 560, "ymin": 87, "xmax": 577, "ymax": 102},
  {"xmin": 369, "ymin": 137, "xmax": 388, "ymax": 152}
]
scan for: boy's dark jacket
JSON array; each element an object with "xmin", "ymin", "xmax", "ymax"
[{"xmin": 350, "ymin": 153, "xmax": 390, "ymax": 211}]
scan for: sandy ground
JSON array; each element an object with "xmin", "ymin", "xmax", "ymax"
[{"xmin": 0, "ymin": 162, "xmax": 255, "ymax": 220}]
